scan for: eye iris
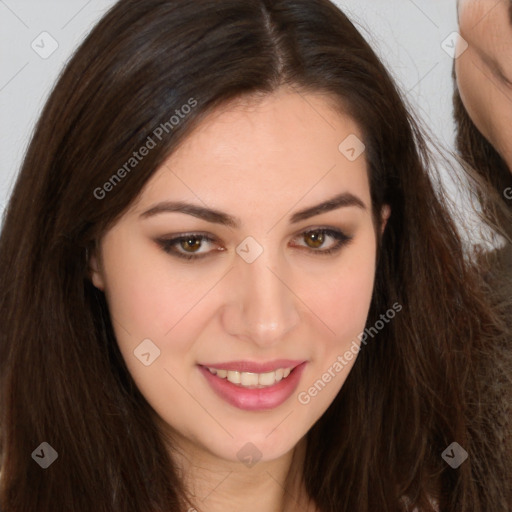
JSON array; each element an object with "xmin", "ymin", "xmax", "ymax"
[
  {"xmin": 180, "ymin": 236, "xmax": 202, "ymax": 252},
  {"xmin": 305, "ymin": 231, "xmax": 324, "ymax": 249}
]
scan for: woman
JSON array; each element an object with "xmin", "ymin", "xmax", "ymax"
[
  {"xmin": 453, "ymin": 5, "xmax": 512, "ymax": 503},
  {"xmin": 0, "ymin": 0, "xmax": 509, "ymax": 510}
]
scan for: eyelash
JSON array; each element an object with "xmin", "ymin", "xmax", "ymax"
[{"xmin": 156, "ymin": 228, "xmax": 352, "ymax": 261}]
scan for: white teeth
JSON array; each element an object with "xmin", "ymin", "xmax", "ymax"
[
  {"xmin": 241, "ymin": 372, "xmax": 259, "ymax": 387},
  {"xmin": 227, "ymin": 370, "xmax": 241, "ymax": 384},
  {"xmin": 206, "ymin": 366, "xmax": 295, "ymax": 388},
  {"xmin": 258, "ymin": 371, "xmax": 276, "ymax": 386}
]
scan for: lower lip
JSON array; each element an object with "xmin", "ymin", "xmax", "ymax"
[{"xmin": 198, "ymin": 362, "xmax": 307, "ymax": 411}]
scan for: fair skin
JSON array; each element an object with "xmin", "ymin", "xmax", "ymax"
[
  {"xmin": 456, "ymin": 0, "xmax": 512, "ymax": 173},
  {"xmin": 90, "ymin": 87, "xmax": 389, "ymax": 512}
]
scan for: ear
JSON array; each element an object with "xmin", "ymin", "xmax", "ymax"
[
  {"xmin": 87, "ymin": 245, "xmax": 105, "ymax": 291},
  {"xmin": 380, "ymin": 204, "xmax": 391, "ymax": 234}
]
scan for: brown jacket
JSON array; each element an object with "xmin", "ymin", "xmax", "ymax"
[{"xmin": 471, "ymin": 243, "xmax": 512, "ymax": 509}]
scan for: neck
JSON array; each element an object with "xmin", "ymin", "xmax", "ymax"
[{"xmin": 164, "ymin": 430, "xmax": 313, "ymax": 512}]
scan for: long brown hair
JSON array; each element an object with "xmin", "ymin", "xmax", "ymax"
[{"xmin": 0, "ymin": 0, "xmax": 510, "ymax": 510}]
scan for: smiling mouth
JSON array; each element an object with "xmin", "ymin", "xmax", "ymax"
[
  {"xmin": 204, "ymin": 366, "xmax": 294, "ymax": 389},
  {"xmin": 198, "ymin": 361, "xmax": 308, "ymax": 411}
]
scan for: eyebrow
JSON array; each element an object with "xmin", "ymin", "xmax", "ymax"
[{"xmin": 139, "ymin": 192, "xmax": 367, "ymax": 228}]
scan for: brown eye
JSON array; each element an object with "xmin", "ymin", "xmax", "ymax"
[
  {"xmin": 157, "ymin": 233, "xmax": 219, "ymax": 260},
  {"xmin": 304, "ymin": 230, "xmax": 325, "ymax": 249},
  {"xmin": 292, "ymin": 228, "xmax": 352, "ymax": 256},
  {"xmin": 180, "ymin": 236, "xmax": 203, "ymax": 253}
]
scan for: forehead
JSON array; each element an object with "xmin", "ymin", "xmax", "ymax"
[{"xmin": 134, "ymin": 88, "xmax": 372, "ymax": 218}]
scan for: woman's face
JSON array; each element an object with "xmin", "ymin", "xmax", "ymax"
[
  {"xmin": 456, "ymin": 0, "xmax": 512, "ymax": 173},
  {"xmin": 90, "ymin": 87, "xmax": 386, "ymax": 464}
]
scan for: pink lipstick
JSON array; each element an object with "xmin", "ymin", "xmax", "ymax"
[{"xmin": 198, "ymin": 360, "xmax": 307, "ymax": 411}]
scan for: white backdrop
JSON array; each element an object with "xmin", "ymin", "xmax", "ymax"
[{"xmin": 0, "ymin": 0, "xmax": 459, "ymax": 218}]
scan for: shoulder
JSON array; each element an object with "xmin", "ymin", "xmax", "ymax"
[{"xmin": 469, "ymin": 243, "xmax": 512, "ymax": 503}]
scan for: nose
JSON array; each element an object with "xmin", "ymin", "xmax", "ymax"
[{"xmin": 221, "ymin": 247, "xmax": 300, "ymax": 346}]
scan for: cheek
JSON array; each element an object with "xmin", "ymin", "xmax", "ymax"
[
  {"xmin": 456, "ymin": 53, "xmax": 502, "ymax": 147},
  {"xmin": 101, "ymin": 231, "xmax": 215, "ymax": 340},
  {"xmin": 100, "ymin": 246, "xmax": 211, "ymax": 417},
  {"xmin": 310, "ymin": 267, "xmax": 373, "ymax": 333},
  {"xmin": 457, "ymin": 60, "xmax": 512, "ymax": 164},
  {"xmin": 98, "ymin": 235, "xmax": 223, "ymax": 404},
  {"xmin": 300, "ymin": 233, "xmax": 377, "ymax": 350},
  {"xmin": 457, "ymin": 59, "xmax": 486, "ymax": 128},
  {"xmin": 292, "ymin": 239, "xmax": 377, "ymax": 418},
  {"xmin": 491, "ymin": 112, "xmax": 512, "ymax": 162}
]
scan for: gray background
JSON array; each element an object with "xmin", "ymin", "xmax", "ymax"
[{"xmin": 0, "ymin": 0, "xmax": 459, "ymax": 219}]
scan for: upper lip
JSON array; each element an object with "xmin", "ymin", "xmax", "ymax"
[{"xmin": 199, "ymin": 359, "xmax": 306, "ymax": 373}]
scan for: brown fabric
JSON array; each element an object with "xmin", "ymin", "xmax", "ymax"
[{"xmin": 471, "ymin": 243, "xmax": 512, "ymax": 508}]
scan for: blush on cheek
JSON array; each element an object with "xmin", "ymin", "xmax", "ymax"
[{"xmin": 304, "ymin": 270, "xmax": 375, "ymax": 354}]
